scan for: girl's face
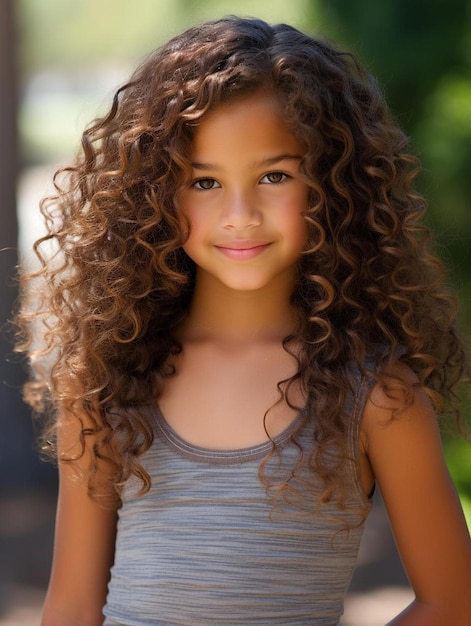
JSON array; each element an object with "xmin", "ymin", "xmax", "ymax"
[{"xmin": 179, "ymin": 90, "xmax": 309, "ymax": 294}]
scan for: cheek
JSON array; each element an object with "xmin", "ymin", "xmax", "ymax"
[
  {"xmin": 292, "ymin": 219, "xmax": 309, "ymax": 254},
  {"xmin": 284, "ymin": 192, "xmax": 309, "ymax": 247},
  {"xmin": 179, "ymin": 206, "xmax": 206, "ymax": 260},
  {"xmin": 180, "ymin": 210, "xmax": 205, "ymax": 246},
  {"xmin": 177, "ymin": 195, "xmax": 197, "ymax": 240}
]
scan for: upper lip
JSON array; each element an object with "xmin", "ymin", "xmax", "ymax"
[{"xmin": 214, "ymin": 240, "xmax": 271, "ymax": 250}]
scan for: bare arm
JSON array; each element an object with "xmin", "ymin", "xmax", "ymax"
[
  {"xmin": 361, "ymin": 364, "xmax": 471, "ymax": 625},
  {"xmin": 41, "ymin": 416, "xmax": 119, "ymax": 626}
]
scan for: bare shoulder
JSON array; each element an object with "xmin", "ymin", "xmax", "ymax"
[
  {"xmin": 360, "ymin": 360, "xmax": 437, "ymax": 463},
  {"xmin": 360, "ymin": 361, "xmax": 471, "ymax": 623},
  {"xmin": 364, "ymin": 360, "xmax": 427, "ymax": 420}
]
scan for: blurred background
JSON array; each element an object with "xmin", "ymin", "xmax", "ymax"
[{"xmin": 1, "ymin": 0, "xmax": 470, "ymax": 624}]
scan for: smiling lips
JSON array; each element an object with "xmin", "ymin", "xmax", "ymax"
[{"xmin": 214, "ymin": 241, "xmax": 272, "ymax": 260}]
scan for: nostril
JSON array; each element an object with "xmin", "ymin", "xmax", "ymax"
[{"xmin": 221, "ymin": 196, "xmax": 262, "ymax": 230}]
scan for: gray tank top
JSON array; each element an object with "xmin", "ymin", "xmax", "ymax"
[{"xmin": 104, "ymin": 377, "xmax": 372, "ymax": 625}]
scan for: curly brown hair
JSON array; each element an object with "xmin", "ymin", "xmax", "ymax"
[{"xmin": 17, "ymin": 16, "xmax": 468, "ymax": 509}]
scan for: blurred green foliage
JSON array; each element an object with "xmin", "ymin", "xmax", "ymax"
[
  {"xmin": 16, "ymin": 0, "xmax": 315, "ymax": 72},
  {"xmin": 445, "ymin": 436, "xmax": 471, "ymax": 527},
  {"xmin": 320, "ymin": 1, "xmax": 471, "ymax": 337},
  {"xmin": 320, "ymin": 0, "xmax": 470, "ymax": 129},
  {"xmin": 16, "ymin": 0, "xmax": 317, "ymax": 162},
  {"xmin": 16, "ymin": 0, "xmax": 470, "ymax": 495},
  {"xmin": 446, "ymin": 438, "xmax": 471, "ymax": 498}
]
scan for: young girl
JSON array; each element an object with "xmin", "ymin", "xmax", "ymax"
[{"xmin": 18, "ymin": 16, "xmax": 471, "ymax": 626}]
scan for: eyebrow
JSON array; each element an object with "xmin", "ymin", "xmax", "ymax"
[{"xmin": 191, "ymin": 154, "xmax": 303, "ymax": 171}]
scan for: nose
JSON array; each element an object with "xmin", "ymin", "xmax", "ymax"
[{"xmin": 220, "ymin": 189, "xmax": 262, "ymax": 230}]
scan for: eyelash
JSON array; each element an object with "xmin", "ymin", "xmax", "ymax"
[
  {"xmin": 260, "ymin": 171, "xmax": 289, "ymax": 184},
  {"xmin": 192, "ymin": 178, "xmax": 220, "ymax": 191},
  {"xmin": 191, "ymin": 171, "xmax": 290, "ymax": 190}
]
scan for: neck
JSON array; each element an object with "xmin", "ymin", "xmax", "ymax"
[{"xmin": 180, "ymin": 272, "xmax": 298, "ymax": 345}]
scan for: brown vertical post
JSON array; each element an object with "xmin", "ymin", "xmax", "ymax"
[{"xmin": 0, "ymin": 0, "xmax": 50, "ymax": 488}]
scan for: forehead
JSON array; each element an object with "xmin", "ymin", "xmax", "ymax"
[{"xmin": 190, "ymin": 90, "xmax": 304, "ymax": 160}]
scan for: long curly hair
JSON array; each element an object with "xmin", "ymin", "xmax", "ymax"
[{"xmin": 17, "ymin": 17, "xmax": 468, "ymax": 509}]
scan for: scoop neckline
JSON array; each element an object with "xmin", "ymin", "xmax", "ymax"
[{"xmin": 147, "ymin": 403, "xmax": 306, "ymax": 465}]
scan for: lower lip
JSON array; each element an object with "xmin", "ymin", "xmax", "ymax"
[{"xmin": 215, "ymin": 244, "xmax": 271, "ymax": 260}]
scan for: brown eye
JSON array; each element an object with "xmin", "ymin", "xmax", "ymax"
[
  {"xmin": 193, "ymin": 178, "xmax": 220, "ymax": 190},
  {"xmin": 260, "ymin": 172, "xmax": 288, "ymax": 184}
]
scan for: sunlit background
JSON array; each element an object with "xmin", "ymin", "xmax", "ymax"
[{"xmin": 1, "ymin": 0, "xmax": 470, "ymax": 624}]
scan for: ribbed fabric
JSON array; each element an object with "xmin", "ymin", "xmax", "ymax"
[{"xmin": 103, "ymin": 376, "xmax": 372, "ymax": 625}]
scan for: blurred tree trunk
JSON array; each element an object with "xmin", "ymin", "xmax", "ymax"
[
  {"xmin": 0, "ymin": 0, "xmax": 53, "ymax": 490},
  {"xmin": 0, "ymin": 2, "xmax": 19, "ymax": 265}
]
